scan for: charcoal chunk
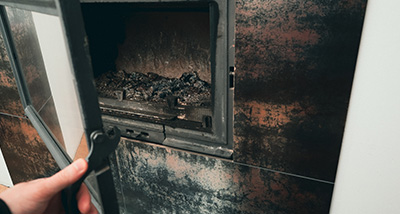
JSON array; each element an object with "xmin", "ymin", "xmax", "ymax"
[{"xmin": 96, "ymin": 70, "xmax": 211, "ymax": 107}]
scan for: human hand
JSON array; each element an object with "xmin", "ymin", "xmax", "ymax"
[{"xmin": 0, "ymin": 158, "xmax": 98, "ymax": 214}]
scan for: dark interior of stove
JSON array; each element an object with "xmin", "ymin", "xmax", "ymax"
[{"xmin": 81, "ymin": 2, "xmax": 218, "ymax": 133}]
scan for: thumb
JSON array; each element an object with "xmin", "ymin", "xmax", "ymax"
[{"xmin": 42, "ymin": 158, "xmax": 88, "ymax": 197}]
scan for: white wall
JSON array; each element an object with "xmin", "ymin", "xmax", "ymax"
[
  {"xmin": 0, "ymin": 147, "xmax": 13, "ymax": 187},
  {"xmin": 330, "ymin": 0, "xmax": 400, "ymax": 213}
]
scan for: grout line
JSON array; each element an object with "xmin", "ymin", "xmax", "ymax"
[
  {"xmin": 235, "ymin": 161, "xmax": 335, "ymax": 185},
  {"xmin": 0, "ymin": 111, "xmax": 26, "ymax": 119}
]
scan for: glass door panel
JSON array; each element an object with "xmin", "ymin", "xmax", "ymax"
[{"xmin": 5, "ymin": 7, "xmax": 87, "ymax": 160}]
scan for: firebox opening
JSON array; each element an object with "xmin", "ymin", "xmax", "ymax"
[
  {"xmin": 81, "ymin": 0, "xmax": 234, "ymax": 158},
  {"xmin": 82, "ymin": 2, "xmax": 218, "ymax": 133}
]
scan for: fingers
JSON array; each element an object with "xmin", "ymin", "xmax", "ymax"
[
  {"xmin": 77, "ymin": 184, "xmax": 98, "ymax": 214},
  {"xmin": 42, "ymin": 158, "xmax": 88, "ymax": 197}
]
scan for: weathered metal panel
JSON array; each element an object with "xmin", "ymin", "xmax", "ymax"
[{"xmin": 234, "ymin": 0, "xmax": 367, "ymax": 181}]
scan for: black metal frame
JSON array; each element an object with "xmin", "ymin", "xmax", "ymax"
[
  {"xmin": 0, "ymin": 0, "xmax": 120, "ymax": 213},
  {"xmin": 81, "ymin": 0, "xmax": 235, "ymax": 158}
]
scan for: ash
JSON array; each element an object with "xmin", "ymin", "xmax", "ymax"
[{"xmin": 96, "ymin": 70, "xmax": 211, "ymax": 107}]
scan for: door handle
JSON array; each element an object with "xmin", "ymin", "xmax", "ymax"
[{"xmin": 62, "ymin": 126, "xmax": 121, "ymax": 214}]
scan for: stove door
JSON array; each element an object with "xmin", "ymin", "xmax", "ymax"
[{"xmin": 0, "ymin": 0, "xmax": 119, "ymax": 213}]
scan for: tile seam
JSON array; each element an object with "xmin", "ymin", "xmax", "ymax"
[
  {"xmin": 0, "ymin": 111, "xmax": 26, "ymax": 119},
  {"xmin": 234, "ymin": 161, "xmax": 335, "ymax": 185}
]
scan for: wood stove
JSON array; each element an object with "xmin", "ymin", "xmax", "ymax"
[{"xmin": 81, "ymin": 0, "xmax": 235, "ymax": 158}]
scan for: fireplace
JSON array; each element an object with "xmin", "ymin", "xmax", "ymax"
[{"xmin": 81, "ymin": 0, "xmax": 234, "ymax": 158}]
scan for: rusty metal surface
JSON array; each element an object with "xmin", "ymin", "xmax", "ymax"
[
  {"xmin": 0, "ymin": 115, "xmax": 59, "ymax": 183},
  {"xmin": 234, "ymin": 0, "xmax": 367, "ymax": 181},
  {"xmin": 111, "ymin": 139, "xmax": 333, "ymax": 214}
]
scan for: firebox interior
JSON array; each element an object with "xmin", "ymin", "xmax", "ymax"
[{"xmin": 82, "ymin": 2, "xmax": 215, "ymax": 130}]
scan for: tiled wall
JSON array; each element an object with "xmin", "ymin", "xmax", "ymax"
[
  {"xmin": 0, "ymin": 0, "xmax": 367, "ymax": 213},
  {"xmin": 110, "ymin": 0, "xmax": 367, "ymax": 213}
]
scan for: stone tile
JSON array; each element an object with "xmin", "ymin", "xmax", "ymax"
[
  {"xmin": 111, "ymin": 139, "xmax": 333, "ymax": 214},
  {"xmin": 0, "ymin": 114, "xmax": 59, "ymax": 184},
  {"xmin": 0, "ymin": 34, "xmax": 24, "ymax": 117},
  {"xmin": 234, "ymin": 0, "xmax": 367, "ymax": 181}
]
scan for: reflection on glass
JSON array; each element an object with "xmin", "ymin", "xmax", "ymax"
[
  {"xmin": 0, "ymin": 33, "xmax": 22, "ymax": 115},
  {"xmin": 5, "ymin": 7, "xmax": 88, "ymax": 160},
  {"xmin": 6, "ymin": 7, "xmax": 51, "ymax": 111}
]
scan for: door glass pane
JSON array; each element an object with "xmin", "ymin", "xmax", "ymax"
[{"xmin": 5, "ymin": 7, "xmax": 88, "ymax": 160}]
